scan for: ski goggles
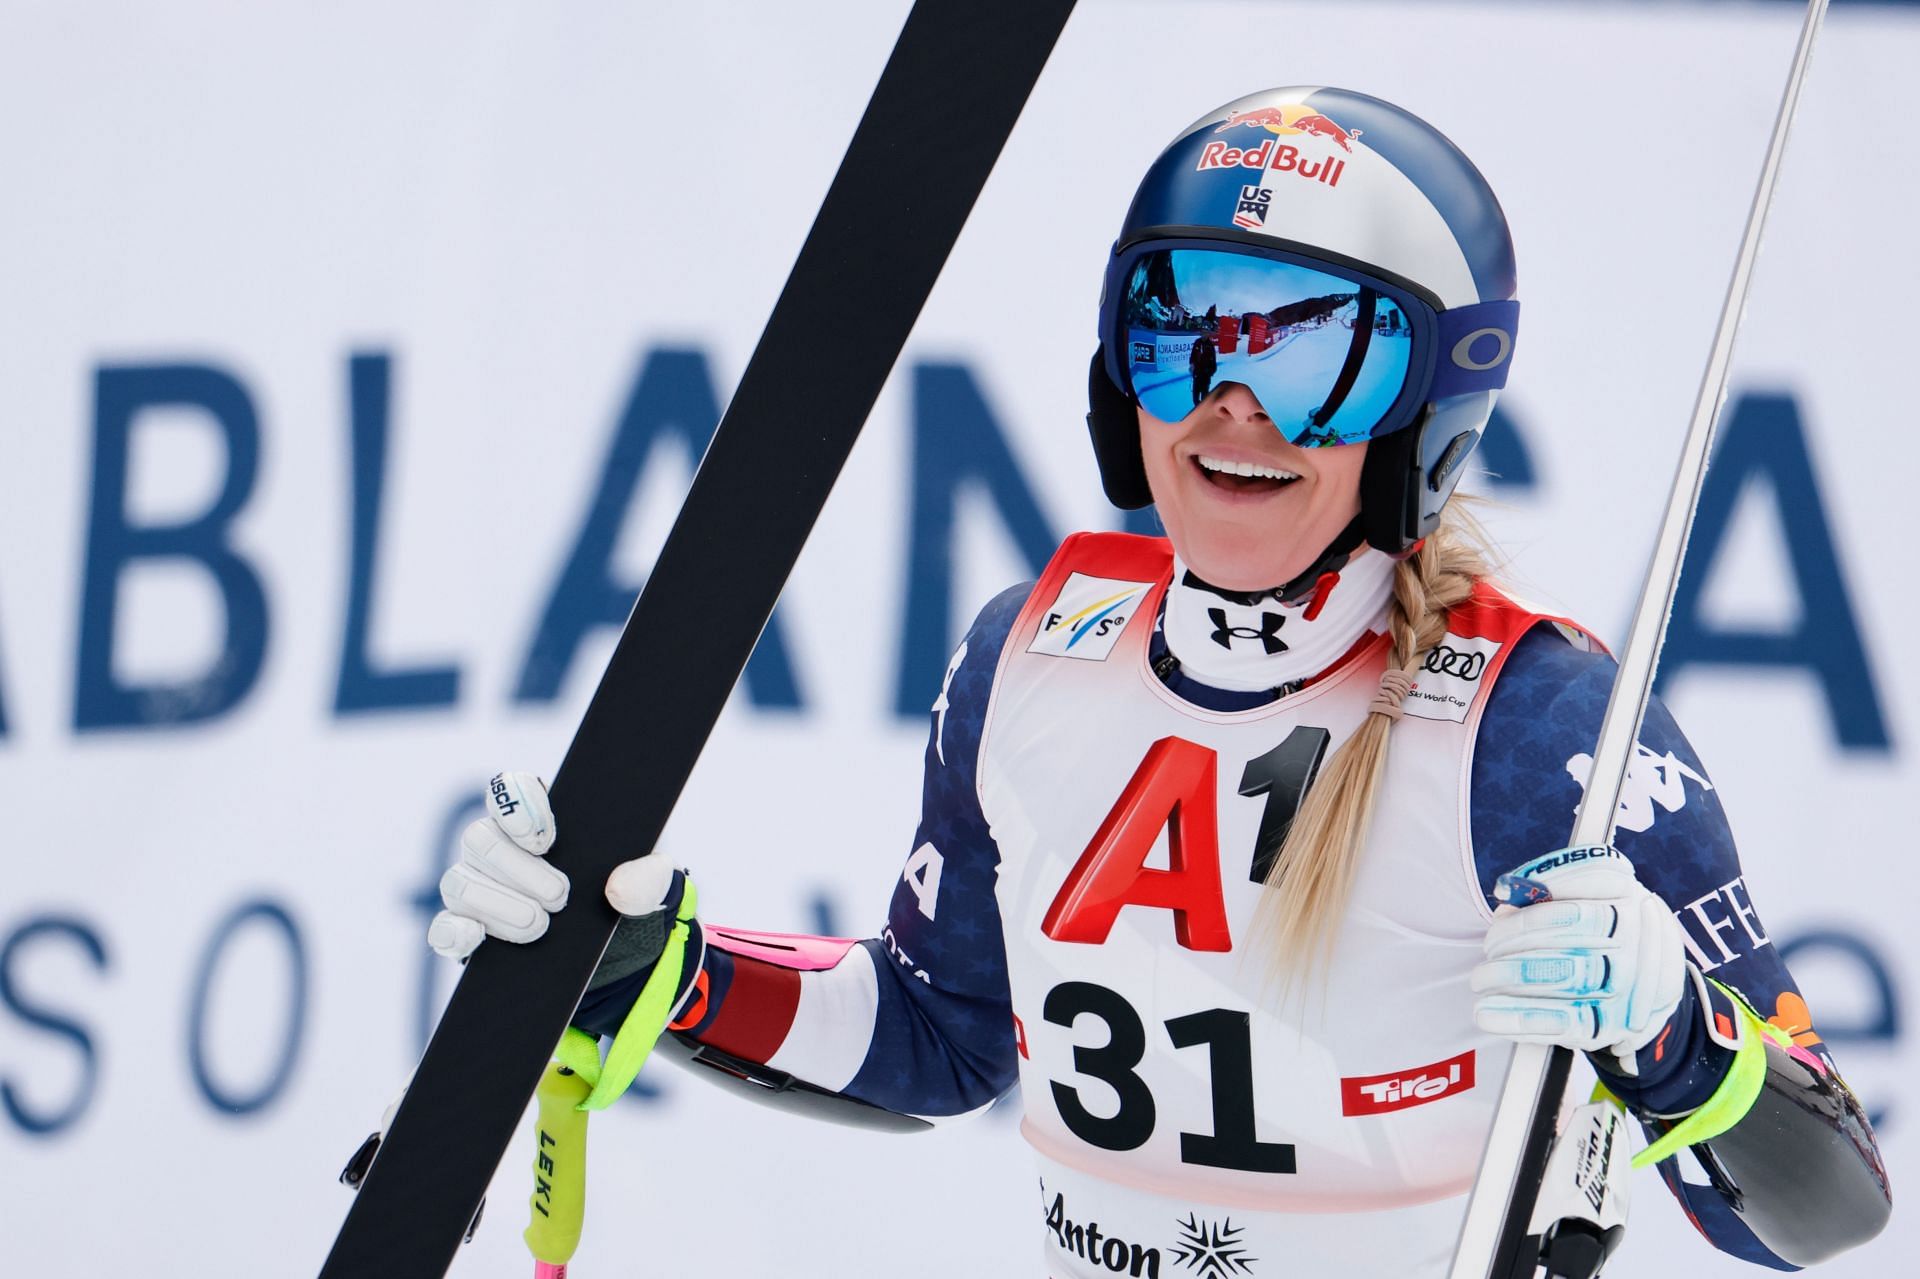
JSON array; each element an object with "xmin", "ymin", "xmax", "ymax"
[{"xmin": 1100, "ymin": 239, "xmax": 1519, "ymax": 446}]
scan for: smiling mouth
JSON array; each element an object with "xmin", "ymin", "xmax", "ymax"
[{"xmin": 1193, "ymin": 453, "xmax": 1300, "ymax": 495}]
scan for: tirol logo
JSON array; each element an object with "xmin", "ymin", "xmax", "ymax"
[
  {"xmin": 1028, "ymin": 573, "xmax": 1151, "ymax": 662},
  {"xmin": 1231, "ymin": 185, "xmax": 1272, "ymax": 231},
  {"xmin": 1341, "ymin": 1049, "xmax": 1475, "ymax": 1115}
]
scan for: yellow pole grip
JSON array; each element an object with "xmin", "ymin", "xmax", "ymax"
[{"xmin": 524, "ymin": 1059, "xmax": 593, "ymax": 1266}]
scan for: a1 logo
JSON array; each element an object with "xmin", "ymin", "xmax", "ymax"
[{"xmin": 1041, "ymin": 728, "xmax": 1331, "ymax": 952}]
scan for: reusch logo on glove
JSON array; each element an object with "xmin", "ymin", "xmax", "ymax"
[
  {"xmin": 489, "ymin": 773, "xmax": 520, "ymax": 818},
  {"xmin": 1512, "ymin": 844, "xmax": 1623, "ymax": 880},
  {"xmin": 1341, "ymin": 1050, "xmax": 1475, "ymax": 1115}
]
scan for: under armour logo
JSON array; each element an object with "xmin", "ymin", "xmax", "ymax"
[
  {"xmin": 1207, "ymin": 608, "xmax": 1286, "ymax": 654},
  {"xmin": 1422, "ymin": 644, "xmax": 1487, "ymax": 681}
]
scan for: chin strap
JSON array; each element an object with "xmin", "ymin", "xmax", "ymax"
[{"xmin": 1179, "ymin": 514, "xmax": 1368, "ymax": 606}]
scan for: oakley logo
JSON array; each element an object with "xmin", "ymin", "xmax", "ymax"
[
  {"xmin": 1207, "ymin": 608, "xmax": 1286, "ymax": 654},
  {"xmin": 1451, "ymin": 327, "xmax": 1512, "ymax": 372},
  {"xmin": 1422, "ymin": 645, "xmax": 1487, "ymax": 681}
]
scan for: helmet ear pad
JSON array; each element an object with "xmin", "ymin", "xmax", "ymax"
[
  {"xmin": 1358, "ymin": 398, "xmax": 1485, "ymax": 554},
  {"xmin": 1086, "ymin": 348, "xmax": 1154, "ymax": 510}
]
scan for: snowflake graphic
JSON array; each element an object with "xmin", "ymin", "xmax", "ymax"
[{"xmin": 1169, "ymin": 1213, "xmax": 1257, "ymax": 1277}]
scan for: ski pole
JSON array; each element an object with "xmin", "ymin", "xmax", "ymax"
[{"xmin": 1447, "ymin": 1, "xmax": 1832, "ymax": 1275}]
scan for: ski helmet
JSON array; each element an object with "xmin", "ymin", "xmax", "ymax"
[{"xmin": 1088, "ymin": 87, "xmax": 1519, "ymax": 594}]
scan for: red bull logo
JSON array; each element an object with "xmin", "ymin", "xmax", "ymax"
[
  {"xmin": 1215, "ymin": 103, "xmax": 1365, "ymax": 153},
  {"xmin": 1196, "ymin": 138, "xmax": 1346, "ymax": 188}
]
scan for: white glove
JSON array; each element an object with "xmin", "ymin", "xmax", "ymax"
[
  {"xmin": 1471, "ymin": 845, "xmax": 1687, "ymax": 1070},
  {"xmin": 428, "ymin": 771, "xmax": 568, "ymax": 957},
  {"xmin": 427, "ymin": 771, "xmax": 680, "ymax": 960}
]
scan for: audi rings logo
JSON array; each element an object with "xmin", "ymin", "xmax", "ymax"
[
  {"xmin": 1450, "ymin": 327, "xmax": 1512, "ymax": 372},
  {"xmin": 1423, "ymin": 645, "xmax": 1487, "ymax": 681}
]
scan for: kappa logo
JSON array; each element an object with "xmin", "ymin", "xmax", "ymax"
[
  {"xmin": 1028, "ymin": 573, "xmax": 1151, "ymax": 662},
  {"xmin": 1422, "ymin": 644, "xmax": 1487, "ymax": 681},
  {"xmin": 1567, "ymin": 741, "xmax": 1713, "ymax": 833},
  {"xmin": 1341, "ymin": 1049, "xmax": 1476, "ymax": 1115},
  {"xmin": 931, "ymin": 640, "xmax": 968, "ymax": 765},
  {"xmin": 1207, "ymin": 607, "xmax": 1285, "ymax": 654}
]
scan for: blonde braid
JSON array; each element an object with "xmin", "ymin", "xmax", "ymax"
[{"xmin": 1257, "ymin": 507, "xmax": 1492, "ymax": 978}]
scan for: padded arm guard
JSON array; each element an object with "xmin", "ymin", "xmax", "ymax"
[{"xmin": 1678, "ymin": 1033, "xmax": 1891, "ymax": 1267}]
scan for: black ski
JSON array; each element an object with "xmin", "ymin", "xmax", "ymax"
[{"xmin": 319, "ymin": 3, "xmax": 1077, "ymax": 1273}]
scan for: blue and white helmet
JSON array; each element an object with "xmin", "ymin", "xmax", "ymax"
[{"xmin": 1088, "ymin": 87, "xmax": 1519, "ymax": 564}]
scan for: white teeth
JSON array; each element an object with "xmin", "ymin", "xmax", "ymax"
[{"xmin": 1197, "ymin": 454, "xmax": 1298, "ymax": 482}]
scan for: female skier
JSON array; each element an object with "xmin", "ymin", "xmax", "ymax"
[{"xmin": 430, "ymin": 88, "xmax": 1889, "ymax": 1274}]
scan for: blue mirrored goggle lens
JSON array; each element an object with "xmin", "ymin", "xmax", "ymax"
[{"xmin": 1121, "ymin": 249, "xmax": 1417, "ymax": 445}]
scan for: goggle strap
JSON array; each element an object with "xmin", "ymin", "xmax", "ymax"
[{"xmin": 1431, "ymin": 300, "xmax": 1520, "ymax": 399}]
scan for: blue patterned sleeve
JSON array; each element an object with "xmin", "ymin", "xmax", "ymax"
[
  {"xmin": 1469, "ymin": 625, "xmax": 1862, "ymax": 1269},
  {"xmin": 837, "ymin": 582, "xmax": 1029, "ymax": 1116}
]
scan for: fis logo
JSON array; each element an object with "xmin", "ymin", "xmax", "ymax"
[
  {"xmin": 489, "ymin": 772, "xmax": 520, "ymax": 818},
  {"xmin": 1028, "ymin": 574, "xmax": 1150, "ymax": 662},
  {"xmin": 1341, "ymin": 1049, "xmax": 1475, "ymax": 1115},
  {"xmin": 1231, "ymin": 185, "xmax": 1273, "ymax": 231}
]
